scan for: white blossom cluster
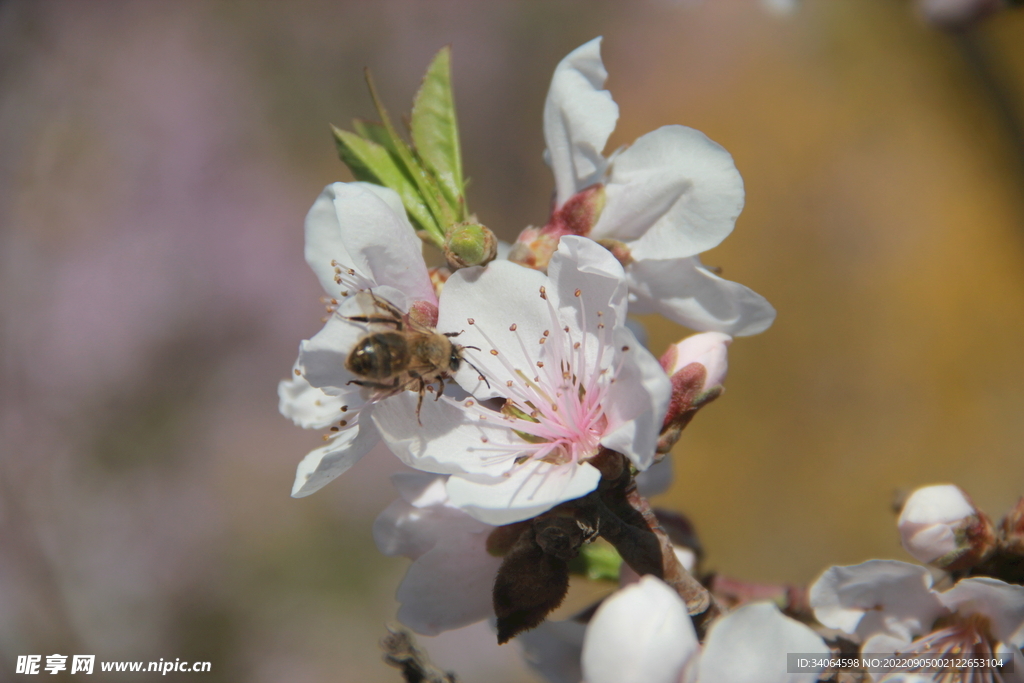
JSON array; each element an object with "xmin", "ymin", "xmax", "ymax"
[{"xmin": 278, "ymin": 38, "xmax": 1024, "ymax": 683}]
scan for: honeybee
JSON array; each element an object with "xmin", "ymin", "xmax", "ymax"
[{"xmin": 343, "ymin": 291, "xmax": 484, "ymax": 418}]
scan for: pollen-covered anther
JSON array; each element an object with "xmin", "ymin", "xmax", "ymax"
[
  {"xmin": 509, "ymin": 323, "xmax": 518, "ymax": 331},
  {"xmin": 506, "ymin": 380, "xmax": 513, "ymax": 387},
  {"xmin": 491, "ymin": 349, "xmax": 499, "ymax": 356},
  {"xmin": 536, "ymin": 362, "xmax": 544, "ymax": 368},
  {"xmin": 294, "ymin": 368, "xmax": 301, "ymax": 376},
  {"xmin": 574, "ymin": 289, "xmax": 581, "ymax": 297},
  {"xmin": 539, "ymin": 286, "xmax": 547, "ymax": 299},
  {"xmin": 465, "ymin": 400, "xmax": 475, "ymax": 407}
]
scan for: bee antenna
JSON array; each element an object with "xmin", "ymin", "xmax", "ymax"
[
  {"xmin": 461, "ymin": 345, "xmax": 481, "ymax": 352},
  {"xmin": 464, "ymin": 359, "xmax": 491, "ymax": 388}
]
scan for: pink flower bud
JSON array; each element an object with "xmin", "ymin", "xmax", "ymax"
[
  {"xmin": 656, "ymin": 332, "xmax": 731, "ymax": 454},
  {"xmin": 509, "ymin": 184, "xmax": 606, "ymax": 271},
  {"xmin": 898, "ymin": 484, "xmax": 996, "ymax": 571},
  {"xmin": 660, "ymin": 332, "xmax": 731, "ymax": 392}
]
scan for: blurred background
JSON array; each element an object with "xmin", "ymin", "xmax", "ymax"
[{"xmin": 2, "ymin": 1, "xmax": 1024, "ymax": 681}]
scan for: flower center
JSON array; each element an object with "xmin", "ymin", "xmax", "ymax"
[
  {"xmin": 881, "ymin": 613, "xmax": 1007, "ymax": 683},
  {"xmin": 451, "ymin": 284, "xmax": 629, "ymax": 475}
]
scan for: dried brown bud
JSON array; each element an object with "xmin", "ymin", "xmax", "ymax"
[{"xmin": 492, "ymin": 527, "xmax": 570, "ymax": 644}]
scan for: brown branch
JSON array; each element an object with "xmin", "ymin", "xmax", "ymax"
[{"xmin": 380, "ymin": 625, "xmax": 457, "ymax": 683}]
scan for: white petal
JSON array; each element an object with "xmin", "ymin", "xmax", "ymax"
[
  {"xmin": 581, "ymin": 576, "xmax": 697, "ymax": 683},
  {"xmin": 291, "ymin": 418, "xmax": 381, "ymax": 497},
  {"xmin": 544, "ymin": 37, "xmax": 619, "ymax": 207},
  {"xmin": 372, "ymin": 392, "xmax": 525, "ymax": 476},
  {"xmin": 861, "ymin": 632, "xmax": 913, "ymax": 658},
  {"xmin": 626, "ymin": 256, "xmax": 776, "ymax": 336},
  {"xmin": 437, "ymin": 261, "xmax": 553, "ymax": 400},
  {"xmin": 698, "ymin": 602, "xmax": 829, "ymax": 683},
  {"xmin": 635, "ymin": 457, "xmax": 673, "ymax": 498},
  {"xmin": 939, "ymin": 577, "xmax": 1024, "ymax": 649},
  {"xmin": 808, "ymin": 560, "xmax": 944, "ymax": 643},
  {"xmin": 372, "ymin": 473, "xmax": 491, "ymax": 560},
  {"xmin": 392, "ymin": 470, "xmax": 452, "ymax": 508},
  {"xmin": 394, "ymin": 528, "xmax": 502, "ymax": 635},
  {"xmin": 296, "ymin": 313, "xmax": 365, "ymax": 394},
  {"xmin": 445, "ymin": 461, "xmax": 602, "ymax": 526},
  {"xmin": 516, "ymin": 620, "xmax": 586, "ymax": 683},
  {"xmin": 278, "ymin": 364, "xmax": 351, "ymax": 429},
  {"xmin": 304, "ymin": 182, "xmax": 435, "ymax": 303},
  {"xmin": 594, "ymin": 126, "xmax": 744, "ymax": 260},
  {"xmin": 600, "ymin": 325, "xmax": 671, "ymax": 470},
  {"xmin": 549, "ymin": 235, "xmax": 628, "ymax": 335}
]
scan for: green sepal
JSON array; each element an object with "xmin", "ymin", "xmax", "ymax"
[
  {"xmin": 331, "ymin": 125, "xmax": 441, "ymax": 242},
  {"xmin": 567, "ymin": 540, "xmax": 622, "ymax": 582},
  {"xmin": 410, "ymin": 46, "xmax": 466, "ymax": 220}
]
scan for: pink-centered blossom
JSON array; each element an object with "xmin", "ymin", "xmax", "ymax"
[
  {"xmin": 810, "ymin": 560, "xmax": 1024, "ymax": 682},
  {"xmin": 279, "ymin": 182, "xmax": 438, "ymax": 497},
  {"xmin": 373, "ymin": 237, "xmax": 671, "ymax": 525},
  {"xmin": 511, "ymin": 37, "xmax": 776, "ymax": 336}
]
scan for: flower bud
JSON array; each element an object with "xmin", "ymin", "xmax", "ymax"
[
  {"xmin": 898, "ymin": 484, "xmax": 996, "ymax": 571},
  {"xmin": 656, "ymin": 332, "xmax": 731, "ymax": 454},
  {"xmin": 999, "ymin": 497, "xmax": 1024, "ymax": 555},
  {"xmin": 509, "ymin": 184, "xmax": 606, "ymax": 272},
  {"xmin": 444, "ymin": 221, "xmax": 497, "ymax": 269}
]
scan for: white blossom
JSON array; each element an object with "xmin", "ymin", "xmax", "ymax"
[
  {"xmin": 279, "ymin": 182, "xmax": 438, "ymax": 497},
  {"xmin": 372, "ymin": 472, "xmax": 501, "ymax": 635},
  {"xmin": 373, "ymin": 237, "xmax": 671, "ymax": 525},
  {"xmin": 512, "ymin": 37, "xmax": 776, "ymax": 337},
  {"xmin": 580, "ymin": 576, "xmax": 828, "ymax": 683},
  {"xmin": 810, "ymin": 560, "xmax": 1024, "ymax": 682}
]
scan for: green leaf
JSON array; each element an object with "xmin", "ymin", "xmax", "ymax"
[
  {"xmin": 364, "ymin": 69, "xmax": 455, "ymax": 234},
  {"xmin": 410, "ymin": 46, "xmax": 466, "ymax": 219},
  {"xmin": 332, "ymin": 125, "xmax": 441, "ymax": 241},
  {"xmin": 352, "ymin": 118, "xmax": 395, "ymax": 152}
]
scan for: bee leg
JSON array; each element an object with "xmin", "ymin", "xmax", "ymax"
[
  {"xmin": 434, "ymin": 376, "xmax": 444, "ymax": 401},
  {"xmin": 368, "ymin": 291, "xmax": 406, "ymax": 320},
  {"xmin": 342, "ymin": 315, "xmax": 402, "ymax": 327},
  {"xmin": 443, "ymin": 330, "xmax": 463, "ymax": 338},
  {"xmin": 415, "ymin": 379, "xmax": 427, "ymax": 426}
]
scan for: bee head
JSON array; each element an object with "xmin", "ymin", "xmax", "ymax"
[{"xmin": 449, "ymin": 345, "xmax": 462, "ymax": 371}]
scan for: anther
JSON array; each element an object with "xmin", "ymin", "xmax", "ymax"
[
  {"xmin": 509, "ymin": 323, "xmax": 517, "ymax": 331},
  {"xmin": 543, "ymin": 330, "xmax": 550, "ymax": 337},
  {"xmin": 563, "ymin": 326, "xmax": 569, "ymax": 333},
  {"xmin": 506, "ymin": 380, "xmax": 513, "ymax": 387},
  {"xmin": 331, "ymin": 259, "xmax": 339, "ymax": 266},
  {"xmin": 539, "ymin": 338, "xmax": 547, "ymax": 344},
  {"xmin": 467, "ymin": 318, "xmax": 475, "ymax": 325},
  {"xmin": 334, "ymin": 267, "xmax": 342, "ymax": 274},
  {"xmin": 341, "ymin": 290, "xmax": 349, "ymax": 297},
  {"xmin": 621, "ymin": 346, "xmax": 629, "ymax": 352},
  {"xmin": 481, "ymin": 437, "xmax": 489, "ymax": 444},
  {"xmin": 574, "ymin": 342, "xmax": 580, "ymax": 349},
  {"xmin": 477, "ymin": 375, "xmax": 485, "ymax": 381},
  {"xmin": 294, "ymin": 369, "xmax": 301, "ymax": 376},
  {"xmin": 598, "ymin": 323, "xmax": 605, "ymax": 329},
  {"xmin": 466, "ymin": 400, "xmax": 475, "ymax": 407},
  {"xmin": 340, "ymin": 405, "xmax": 348, "ymax": 412},
  {"xmin": 347, "ymin": 268, "xmax": 355, "ymax": 276},
  {"xmin": 539, "ymin": 286, "xmax": 547, "ymax": 299},
  {"xmin": 490, "ymin": 349, "xmax": 499, "ymax": 356},
  {"xmin": 574, "ymin": 289, "xmax": 581, "ymax": 297},
  {"xmin": 322, "ymin": 434, "xmax": 330, "ymax": 441},
  {"xmin": 536, "ymin": 361, "xmax": 544, "ymax": 368},
  {"xmin": 331, "ymin": 298, "xmax": 338, "ymax": 305},
  {"xmin": 339, "ymin": 420, "xmax": 348, "ymax": 427},
  {"xmin": 330, "ymin": 427, "xmax": 340, "ymax": 432}
]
